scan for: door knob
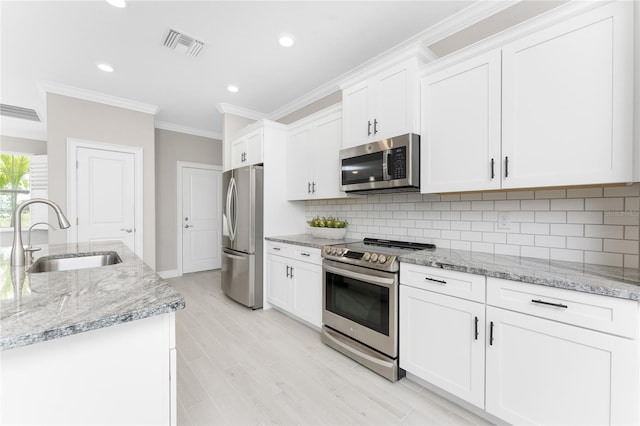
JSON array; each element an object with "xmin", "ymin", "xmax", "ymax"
[
  {"xmin": 184, "ymin": 224, "xmax": 194, "ymax": 229},
  {"xmin": 120, "ymin": 228, "xmax": 133, "ymax": 233}
]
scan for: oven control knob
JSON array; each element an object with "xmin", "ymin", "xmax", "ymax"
[
  {"xmin": 362, "ymin": 252, "xmax": 371, "ymax": 261},
  {"xmin": 378, "ymin": 255, "xmax": 387, "ymax": 264},
  {"xmin": 330, "ymin": 247, "xmax": 337, "ymax": 255},
  {"xmin": 370, "ymin": 253, "xmax": 378, "ymax": 262},
  {"xmin": 324, "ymin": 246, "xmax": 331, "ymax": 255},
  {"xmin": 337, "ymin": 249, "xmax": 345, "ymax": 256}
]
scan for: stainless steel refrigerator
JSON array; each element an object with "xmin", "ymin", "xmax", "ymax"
[{"xmin": 221, "ymin": 164, "xmax": 264, "ymax": 309}]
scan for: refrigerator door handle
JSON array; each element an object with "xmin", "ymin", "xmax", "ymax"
[
  {"xmin": 226, "ymin": 176, "xmax": 237, "ymax": 241},
  {"xmin": 222, "ymin": 249, "xmax": 248, "ymax": 261}
]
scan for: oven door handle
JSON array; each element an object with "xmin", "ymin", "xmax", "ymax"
[{"xmin": 323, "ymin": 263, "xmax": 396, "ymax": 287}]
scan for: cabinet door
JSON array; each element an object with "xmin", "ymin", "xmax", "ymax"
[
  {"xmin": 230, "ymin": 136, "xmax": 247, "ymax": 169},
  {"xmin": 421, "ymin": 51, "xmax": 501, "ymax": 193},
  {"xmin": 342, "ymin": 82, "xmax": 372, "ymax": 148},
  {"xmin": 501, "ymin": 2, "xmax": 633, "ymax": 188},
  {"xmin": 375, "ymin": 62, "xmax": 417, "ymax": 141},
  {"xmin": 266, "ymin": 254, "xmax": 293, "ymax": 311},
  {"xmin": 486, "ymin": 306, "xmax": 638, "ymax": 426},
  {"xmin": 400, "ymin": 285, "xmax": 485, "ymax": 408},
  {"xmin": 312, "ymin": 112, "xmax": 344, "ymax": 199},
  {"xmin": 287, "ymin": 125, "xmax": 314, "ymax": 200},
  {"xmin": 292, "ymin": 260, "xmax": 323, "ymax": 328},
  {"xmin": 245, "ymin": 128, "xmax": 263, "ymax": 166}
]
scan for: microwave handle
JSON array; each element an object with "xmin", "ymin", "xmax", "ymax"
[{"xmin": 384, "ymin": 150, "xmax": 392, "ymax": 181}]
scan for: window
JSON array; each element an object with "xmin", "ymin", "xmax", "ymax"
[{"xmin": 0, "ymin": 153, "xmax": 31, "ymax": 228}]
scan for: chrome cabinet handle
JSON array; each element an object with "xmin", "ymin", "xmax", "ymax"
[
  {"xmin": 120, "ymin": 228, "xmax": 134, "ymax": 233},
  {"xmin": 531, "ymin": 299, "xmax": 568, "ymax": 309},
  {"xmin": 424, "ymin": 276, "xmax": 447, "ymax": 285}
]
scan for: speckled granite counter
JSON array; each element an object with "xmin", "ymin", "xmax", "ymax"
[
  {"xmin": 400, "ymin": 248, "xmax": 640, "ymax": 301},
  {"xmin": 266, "ymin": 234, "xmax": 359, "ymax": 249},
  {"xmin": 0, "ymin": 241, "xmax": 185, "ymax": 351}
]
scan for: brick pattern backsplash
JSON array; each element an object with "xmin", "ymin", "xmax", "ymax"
[{"xmin": 305, "ymin": 184, "xmax": 640, "ymax": 268}]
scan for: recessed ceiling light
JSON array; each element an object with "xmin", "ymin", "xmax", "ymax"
[
  {"xmin": 105, "ymin": 0, "xmax": 126, "ymax": 8},
  {"xmin": 97, "ymin": 63, "xmax": 114, "ymax": 73},
  {"xmin": 227, "ymin": 85, "xmax": 239, "ymax": 93},
  {"xmin": 278, "ymin": 34, "xmax": 295, "ymax": 47}
]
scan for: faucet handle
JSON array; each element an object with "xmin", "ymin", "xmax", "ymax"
[{"xmin": 24, "ymin": 247, "xmax": 41, "ymax": 267}]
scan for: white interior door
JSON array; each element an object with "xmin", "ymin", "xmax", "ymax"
[
  {"xmin": 76, "ymin": 147, "xmax": 136, "ymax": 251},
  {"xmin": 182, "ymin": 166, "xmax": 221, "ymax": 273}
]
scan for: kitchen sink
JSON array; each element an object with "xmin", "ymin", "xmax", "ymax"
[{"xmin": 28, "ymin": 251, "xmax": 123, "ymax": 273}]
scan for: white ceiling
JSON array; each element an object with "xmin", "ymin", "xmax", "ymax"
[{"xmin": 0, "ymin": 0, "xmax": 500, "ymax": 140}]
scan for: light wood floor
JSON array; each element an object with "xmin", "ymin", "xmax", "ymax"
[{"xmin": 168, "ymin": 270, "xmax": 491, "ymax": 426}]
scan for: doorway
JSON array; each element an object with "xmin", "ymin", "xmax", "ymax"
[
  {"xmin": 67, "ymin": 139, "xmax": 143, "ymax": 257},
  {"xmin": 177, "ymin": 162, "xmax": 221, "ymax": 275}
]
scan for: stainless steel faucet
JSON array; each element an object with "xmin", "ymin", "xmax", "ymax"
[{"xmin": 11, "ymin": 198, "xmax": 71, "ymax": 268}]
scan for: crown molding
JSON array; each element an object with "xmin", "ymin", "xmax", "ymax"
[
  {"xmin": 155, "ymin": 121, "xmax": 222, "ymax": 140},
  {"xmin": 37, "ymin": 81, "xmax": 159, "ymax": 115},
  {"xmin": 269, "ymin": 1, "xmax": 516, "ymax": 121},
  {"xmin": 216, "ymin": 103, "xmax": 267, "ymax": 120}
]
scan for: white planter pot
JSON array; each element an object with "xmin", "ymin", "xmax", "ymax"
[{"xmin": 309, "ymin": 227, "xmax": 347, "ymax": 240}]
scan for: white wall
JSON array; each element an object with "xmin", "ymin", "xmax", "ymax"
[
  {"xmin": 307, "ymin": 184, "xmax": 640, "ymax": 269},
  {"xmin": 46, "ymin": 93, "xmax": 157, "ymax": 268}
]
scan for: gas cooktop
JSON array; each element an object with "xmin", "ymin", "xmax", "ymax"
[{"xmin": 322, "ymin": 238, "xmax": 436, "ymax": 272}]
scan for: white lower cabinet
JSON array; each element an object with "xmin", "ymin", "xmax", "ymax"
[
  {"xmin": 485, "ymin": 305, "xmax": 638, "ymax": 426},
  {"xmin": 399, "ymin": 263, "xmax": 640, "ymax": 425},
  {"xmin": 266, "ymin": 242, "xmax": 322, "ymax": 329},
  {"xmin": 400, "ymin": 285, "xmax": 485, "ymax": 408}
]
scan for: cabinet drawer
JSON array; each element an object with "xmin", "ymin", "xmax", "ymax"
[
  {"xmin": 400, "ymin": 263, "xmax": 486, "ymax": 303},
  {"xmin": 293, "ymin": 247, "xmax": 321, "ymax": 265},
  {"xmin": 487, "ymin": 277, "xmax": 638, "ymax": 338},
  {"xmin": 266, "ymin": 242, "xmax": 292, "ymax": 257}
]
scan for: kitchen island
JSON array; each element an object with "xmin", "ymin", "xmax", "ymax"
[{"xmin": 0, "ymin": 241, "xmax": 184, "ymax": 425}]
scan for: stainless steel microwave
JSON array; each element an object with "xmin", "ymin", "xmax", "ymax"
[{"xmin": 339, "ymin": 133, "xmax": 420, "ymax": 194}]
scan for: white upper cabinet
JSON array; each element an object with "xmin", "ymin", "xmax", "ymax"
[
  {"xmin": 420, "ymin": 1, "xmax": 634, "ymax": 193},
  {"xmin": 229, "ymin": 127, "xmax": 263, "ymax": 170},
  {"xmin": 421, "ymin": 50, "xmax": 502, "ymax": 193},
  {"xmin": 501, "ymin": 1, "xmax": 633, "ymax": 188},
  {"xmin": 287, "ymin": 104, "xmax": 347, "ymax": 200},
  {"xmin": 342, "ymin": 58, "xmax": 421, "ymax": 148}
]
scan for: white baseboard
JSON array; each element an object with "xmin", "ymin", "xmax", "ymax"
[{"xmin": 157, "ymin": 270, "xmax": 179, "ymax": 279}]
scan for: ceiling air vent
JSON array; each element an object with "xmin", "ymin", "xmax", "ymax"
[
  {"xmin": 163, "ymin": 28, "xmax": 205, "ymax": 58},
  {"xmin": 0, "ymin": 104, "xmax": 40, "ymax": 122}
]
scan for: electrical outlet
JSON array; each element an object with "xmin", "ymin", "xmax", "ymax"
[{"xmin": 497, "ymin": 212, "xmax": 511, "ymax": 230}]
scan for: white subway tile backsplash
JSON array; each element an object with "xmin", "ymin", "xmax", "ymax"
[
  {"xmin": 521, "ymin": 200, "xmax": 550, "ymax": 211},
  {"xmin": 584, "ymin": 225, "xmax": 623, "ymax": 239},
  {"xmin": 521, "ymin": 223, "xmax": 550, "ymax": 235},
  {"xmin": 550, "ymin": 199, "xmax": 584, "ymax": 211},
  {"xmin": 603, "ymin": 239, "xmax": 639, "ymax": 255},
  {"xmin": 604, "ymin": 185, "xmax": 640, "ymax": 197},
  {"xmin": 584, "ymin": 251, "xmax": 623, "ymax": 267},
  {"xmin": 585, "ymin": 197, "xmax": 624, "ymax": 211},
  {"xmin": 550, "ymin": 248, "xmax": 584, "ymax": 263},
  {"xmin": 535, "ymin": 189, "xmax": 566, "ymax": 199},
  {"xmin": 567, "ymin": 237, "xmax": 602, "ymax": 251},
  {"xmin": 494, "ymin": 200, "xmax": 520, "ymax": 210},
  {"xmin": 567, "ymin": 211, "xmax": 603, "ymax": 224},
  {"xmin": 507, "ymin": 190, "xmax": 534, "ymax": 200},
  {"xmin": 550, "ymin": 224, "xmax": 583, "ymax": 236},
  {"xmin": 483, "ymin": 192, "xmax": 507, "ymax": 201},
  {"xmin": 566, "ymin": 187, "xmax": 603, "ymax": 198},
  {"xmin": 521, "ymin": 246, "xmax": 550, "ymax": 259},
  {"xmin": 534, "ymin": 211, "xmax": 566, "ymax": 223},
  {"xmin": 306, "ymin": 183, "xmax": 640, "ymax": 268},
  {"xmin": 535, "ymin": 235, "xmax": 565, "ymax": 248},
  {"xmin": 507, "ymin": 234, "xmax": 535, "ymax": 246}
]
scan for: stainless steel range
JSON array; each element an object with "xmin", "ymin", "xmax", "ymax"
[{"xmin": 321, "ymin": 238, "xmax": 435, "ymax": 382}]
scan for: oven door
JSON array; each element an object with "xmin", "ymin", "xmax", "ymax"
[{"xmin": 322, "ymin": 259, "xmax": 398, "ymax": 358}]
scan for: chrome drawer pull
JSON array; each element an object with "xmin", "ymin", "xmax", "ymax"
[
  {"xmin": 300, "ymin": 252, "xmax": 311, "ymax": 257},
  {"xmin": 531, "ymin": 299, "xmax": 568, "ymax": 309},
  {"xmin": 425, "ymin": 276, "xmax": 447, "ymax": 285}
]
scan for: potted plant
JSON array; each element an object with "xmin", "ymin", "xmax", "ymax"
[{"xmin": 307, "ymin": 216, "xmax": 348, "ymax": 239}]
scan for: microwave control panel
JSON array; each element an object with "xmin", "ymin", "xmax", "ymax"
[{"xmin": 388, "ymin": 147, "xmax": 407, "ymax": 179}]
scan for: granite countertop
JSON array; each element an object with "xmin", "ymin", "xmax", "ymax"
[
  {"xmin": 266, "ymin": 234, "xmax": 360, "ymax": 249},
  {"xmin": 0, "ymin": 241, "xmax": 185, "ymax": 351},
  {"xmin": 400, "ymin": 248, "xmax": 640, "ymax": 301}
]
